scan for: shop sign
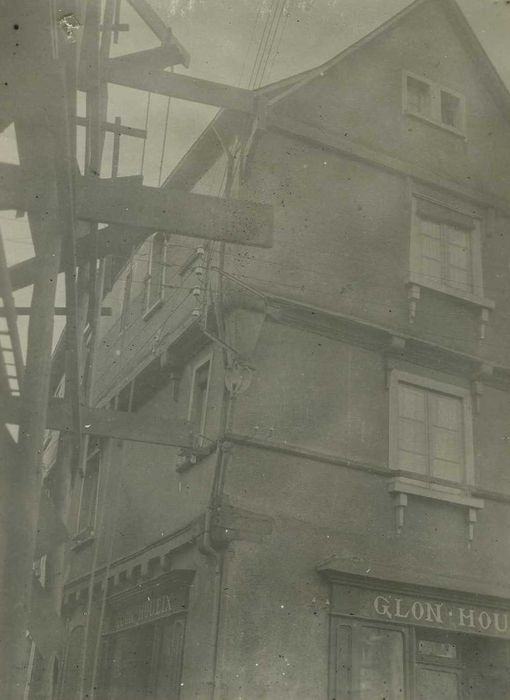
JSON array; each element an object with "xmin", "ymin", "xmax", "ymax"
[
  {"xmin": 106, "ymin": 571, "xmax": 194, "ymax": 634},
  {"xmin": 111, "ymin": 594, "xmax": 174, "ymax": 633},
  {"xmin": 332, "ymin": 584, "xmax": 510, "ymax": 639}
]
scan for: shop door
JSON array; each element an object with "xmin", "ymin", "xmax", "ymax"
[
  {"xmin": 100, "ymin": 616, "xmax": 186, "ymax": 700},
  {"xmin": 151, "ymin": 618, "xmax": 185, "ymax": 700},
  {"xmin": 416, "ymin": 667, "xmax": 461, "ymax": 700},
  {"xmin": 104, "ymin": 624, "xmax": 156, "ymax": 700},
  {"xmin": 415, "ymin": 633, "xmax": 461, "ymax": 700}
]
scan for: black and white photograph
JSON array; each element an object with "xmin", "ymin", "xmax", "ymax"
[{"xmin": 1, "ymin": 0, "xmax": 510, "ymax": 698}]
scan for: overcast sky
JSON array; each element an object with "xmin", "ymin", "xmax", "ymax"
[{"xmin": 0, "ymin": 0, "xmax": 509, "ymax": 351}]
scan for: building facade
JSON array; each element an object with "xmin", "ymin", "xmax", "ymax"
[{"xmin": 32, "ymin": 0, "xmax": 510, "ymax": 698}]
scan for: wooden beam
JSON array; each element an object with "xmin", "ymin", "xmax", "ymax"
[
  {"xmin": 76, "ymin": 176, "xmax": 273, "ymax": 246},
  {"xmin": 75, "ymin": 115, "xmax": 147, "ymax": 139},
  {"xmin": 0, "ymin": 306, "xmax": 111, "ymax": 316},
  {"xmin": 126, "ymin": 0, "xmax": 190, "ymax": 66},
  {"xmin": 105, "ymin": 58, "xmax": 256, "ymax": 112},
  {"xmin": 1, "ymin": 395, "xmax": 193, "ymax": 447},
  {"xmin": 107, "ymin": 44, "xmax": 189, "ymax": 74},
  {"xmin": 0, "ymin": 232, "xmax": 24, "ymax": 386}
]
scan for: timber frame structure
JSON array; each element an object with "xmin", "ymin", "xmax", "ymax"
[{"xmin": 0, "ymin": 2, "xmax": 272, "ymax": 698}]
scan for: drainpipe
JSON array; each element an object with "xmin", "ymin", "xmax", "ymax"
[{"xmin": 199, "ymin": 123, "xmax": 246, "ymax": 700}]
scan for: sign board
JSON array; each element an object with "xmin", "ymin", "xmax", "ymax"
[
  {"xmin": 331, "ymin": 581, "xmax": 510, "ymax": 640},
  {"xmin": 106, "ymin": 570, "xmax": 194, "ymax": 635}
]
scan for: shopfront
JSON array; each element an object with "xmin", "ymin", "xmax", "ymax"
[
  {"xmin": 326, "ymin": 574, "xmax": 510, "ymax": 700},
  {"xmin": 97, "ymin": 570, "xmax": 194, "ymax": 700}
]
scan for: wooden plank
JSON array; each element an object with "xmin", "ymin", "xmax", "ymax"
[
  {"xmin": 126, "ymin": 0, "xmax": 190, "ymax": 66},
  {"xmin": 0, "ymin": 233, "xmax": 24, "ymax": 385},
  {"xmin": 107, "ymin": 45, "xmax": 189, "ymax": 73},
  {"xmin": 76, "ymin": 176, "xmax": 273, "ymax": 247},
  {"xmin": 1, "ymin": 396, "xmax": 193, "ymax": 447},
  {"xmin": 0, "ymin": 307, "xmax": 111, "ymax": 316},
  {"xmin": 105, "ymin": 58, "xmax": 255, "ymax": 112}
]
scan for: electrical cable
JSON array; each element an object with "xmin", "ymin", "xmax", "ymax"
[
  {"xmin": 140, "ymin": 92, "xmax": 151, "ymax": 176},
  {"xmin": 253, "ymin": 0, "xmax": 287, "ymax": 88}
]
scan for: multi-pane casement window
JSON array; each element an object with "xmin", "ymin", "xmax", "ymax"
[
  {"xmin": 403, "ymin": 71, "xmax": 466, "ymax": 136},
  {"xmin": 410, "ymin": 196, "xmax": 483, "ymax": 301},
  {"xmin": 389, "ymin": 371, "xmax": 474, "ymax": 486},
  {"xmin": 144, "ymin": 233, "xmax": 167, "ymax": 315}
]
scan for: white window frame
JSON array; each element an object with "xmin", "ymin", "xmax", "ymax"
[
  {"xmin": 75, "ymin": 446, "xmax": 101, "ymax": 538},
  {"xmin": 389, "ymin": 370, "xmax": 475, "ymax": 488},
  {"xmin": 143, "ymin": 233, "xmax": 167, "ymax": 318},
  {"xmin": 409, "ymin": 194, "xmax": 486, "ymax": 306},
  {"xmin": 403, "ymin": 71, "xmax": 466, "ymax": 137},
  {"xmin": 120, "ymin": 265, "xmax": 133, "ymax": 332},
  {"xmin": 187, "ymin": 354, "xmax": 213, "ymax": 447}
]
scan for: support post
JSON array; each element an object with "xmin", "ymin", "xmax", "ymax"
[{"xmin": 0, "ymin": 233, "xmax": 62, "ymax": 700}]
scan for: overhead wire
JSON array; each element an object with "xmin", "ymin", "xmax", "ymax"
[
  {"xmin": 247, "ymin": 0, "xmax": 279, "ymax": 89},
  {"xmin": 260, "ymin": 0, "xmax": 291, "ymax": 85},
  {"xmin": 140, "ymin": 92, "xmax": 151, "ymax": 176},
  {"xmin": 253, "ymin": 0, "xmax": 287, "ymax": 88}
]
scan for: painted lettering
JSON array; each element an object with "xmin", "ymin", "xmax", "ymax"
[
  {"xmin": 112, "ymin": 593, "xmax": 175, "ymax": 632},
  {"xmin": 411, "ymin": 601, "xmax": 425, "ymax": 621},
  {"xmin": 367, "ymin": 594, "xmax": 510, "ymax": 638},
  {"xmin": 374, "ymin": 595, "xmax": 392, "ymax": 619},
  {"xmin": 425, "ymin": 602, "xmax": 444, "ymax": 624},
  {"xmin": 458, "ymin": 608, "xmax": 476, "ymax": 628},
  {"xmin": 494, "ymin": 613, "xmax": 508, "ymax": 633},
  {"xmin": 478, "ymin": 611, "xmax": 492, "ymax": 631},
  {"xmin": 394, "ymin": 598, "xmax": 410, "ymax": 619}
]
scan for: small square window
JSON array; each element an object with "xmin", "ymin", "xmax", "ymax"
[
  {"xmin": 403, "ymin": 72, "xmax": 466, "ymax": 136},
  {"xmin": 441, "ymin": 90, "xmax": 462, "ymax": 130},
  {"xmin": 406, "ymin": 75, "xmax": 432, "ymax": 118}
]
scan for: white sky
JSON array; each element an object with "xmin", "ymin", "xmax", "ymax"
[{"xmin": 0, "ymin": 0, "xmax": 508, "ymax": 353}]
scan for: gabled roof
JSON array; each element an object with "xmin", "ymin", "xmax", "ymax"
[
  {"xmin": 166, "ymin": 0, "xmax": 510, "ymax": 191},
  {"xmin": 255, "ymin": 0, "xmax": 510, "ymax": 115}
]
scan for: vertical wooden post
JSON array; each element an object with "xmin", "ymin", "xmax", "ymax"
[{"xmin": 0, "ymin": 234, "xmax": 62, "ymax": 700}]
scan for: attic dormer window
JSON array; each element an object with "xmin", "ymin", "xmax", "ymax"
[
  {"xmin": 440, "ymin": 90, "xmax": 462, "ymax": 131},
  {"xmin": 403, "ymin": 72, "xmax": 466, "ymax": 136},
  {"xmin": 406, "ymin": 75, "xmax": 432, "ymax": 118}
]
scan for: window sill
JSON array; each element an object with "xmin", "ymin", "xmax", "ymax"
[
  {"xmin": 71, "ymin": 528, "xmax": 95, "ymax": 551},
  {"xmin": 404, "ymin": 109, "xmax": 466, "ymax": 139},
  {"xmin": 142, "ymin": 298, "xmax": 163, "ymax": 321},
  {"xmin": 389, "ymin": 476, "xmax": 484, "ymax": 544},
  {"xmin": 389, "ymin": 476, "xmax": 483, "ymax": 508},
  {"xmin": 408, "ymin": 276, "xmax": 494, "ymax": 310},
  {"xmin": 407, "ymin": 278, "xmax": 495, "ymax": 339}
]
